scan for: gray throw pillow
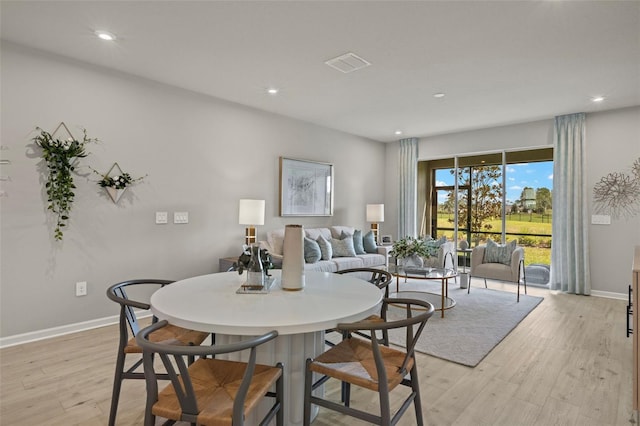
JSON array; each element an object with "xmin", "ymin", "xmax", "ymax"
[
  {"xmin": 484, "ymin": 239, "xmax": 517, "ymax": 265},
  {"xmin": 304, "ymin": 237, "xmax": 322, "ymax": 263},
  {"xmin": 363, "ymin": 231, "xmax": 378, "ymax": 253},
  {"xmin": 316, "ymin": 234, "xmax": 333, "ymax": 260},
  {"xmin": 331, "ymin": 237, "xmax": 356, "ymax": 257}
]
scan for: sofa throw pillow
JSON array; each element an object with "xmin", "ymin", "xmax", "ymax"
[
  {"xmin": 331, "ymin": 237, "xmax": 356, "ymax": 257},
  {"xmin": 267, "ymin": 228, "xmax": 286, "ymax": 256},
  {"xmin": 316, "ymin": 234, "xmax": 333, "ymax": 260},
  {"xmin": 484, "ymin": 239, "xmax": 517, "ymax": 265},
  {"xmin": 340, "ymin": 230, "xmax": 352, "ymax": 239},
  {"xmin": 332, "ymin": 226, "xmax": 355, "ymax": 239},
  {"xmin": 363, "ymin": 231, "xmax": 378, "ymax": 253},
  {"xmin": 305, "ymin": 227, "xmax": 332, "ymax": 241},
  {"xmin": 304, "ymin": 237, "xmax": 322, "ymax": 263},
  {"xmin": 352, "ymin": 229, "xmax": 365, "ymax": 254},
  {"xmin": 340, "ymin": 229, "xmax": 365, "ymax": 255}
]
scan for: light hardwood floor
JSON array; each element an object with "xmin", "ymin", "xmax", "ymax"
[{"xmin": 1, "ymin": 282, "xmax": 635, "ymax": 425}]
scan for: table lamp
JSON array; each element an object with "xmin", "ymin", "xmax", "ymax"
[
  {"xmin": 238, "ymin": 199, "xmax": 265, "ymax": 246},
  {"xmin": 366, "ymin": 204, "xmax": 384, "ymax": 243}
]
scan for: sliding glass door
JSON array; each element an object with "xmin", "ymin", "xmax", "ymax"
[{"xmin": 423, "ymin": 148, "xmax": 553, "ymax": 269}]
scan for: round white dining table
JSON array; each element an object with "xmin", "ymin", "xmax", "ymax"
[{"xmin": 150, "ymin": 269, "xmax": 383, "ymax": 426}]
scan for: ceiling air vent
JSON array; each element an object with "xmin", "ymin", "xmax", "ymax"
[{"xmin": 325, "ymin": 52, "xmax": 371, "ymax": 74}]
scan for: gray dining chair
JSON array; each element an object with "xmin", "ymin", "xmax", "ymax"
[
  {"xmin": 137, "ymin": 319, "xmax": 284, "ymax": 426},
  {"xmin": 304, "ymin": 297, "xmax": 435, "ymax": 426},
  {"xmin": 105, "ymin": 279, "xmax": 210, "ymax": 426}
]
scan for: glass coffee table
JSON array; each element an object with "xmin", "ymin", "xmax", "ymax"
[{"xmin": 391, "ymin": 266, "xmax": 458, "ymax": 318}]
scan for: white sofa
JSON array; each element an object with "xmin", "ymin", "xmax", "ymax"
[{"xmin": 261, "ymin": 226, "xmax": 390, "ymax": 272}]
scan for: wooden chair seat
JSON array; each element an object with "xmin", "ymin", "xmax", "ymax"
[
  {"xmin": 363, "ymin": 314, "xmax": 385, "ymax": 323},
  {"xmin": 137, "ymin": 320, "xmax": 284, "ymax": 426},
  {"xmin": 124, "ymin": 323, "xmax": 208, "ymax": 354},
  {"xmin": 310, "ymin": 336, "xmax": 413, "ymax": 392},
  {"xmin": 152, "ymin": 358, "xmax": 282, "ymax": 425}
]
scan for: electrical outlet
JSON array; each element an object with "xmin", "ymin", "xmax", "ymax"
[
  {"xmin": 76, "ymin": 281, "xmax": 87, "ymax": 297},
  {"xmin": 174, "ymin": 212, "xmax": 189, "ymax": 224},
  {"xmin": 155, "ymin": 211, "xmax": 168, "ymax": 224},
  {"xmin": 591, "ymin": 214, "xmax": 611, "ymax": 225}
]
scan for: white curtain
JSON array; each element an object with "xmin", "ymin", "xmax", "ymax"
[
  {"xmin": 398, "ymin": 138, "xmax": 418, "ymax": 239},
  {"xmin": 551, "ymin": 113, "xmax": 591, "ymax": 295}
]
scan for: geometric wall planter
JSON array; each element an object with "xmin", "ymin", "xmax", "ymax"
[{"xmin": 95, "ymin": 162, "xmax": 144, "ymax": 204}]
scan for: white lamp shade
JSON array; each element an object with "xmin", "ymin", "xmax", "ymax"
[
  {"xmin": 366, "ymin": 204, "xmax": 384, "ymax": 222},
  {"xmin": 238, "ymin": 199, "xmax": 265, "ymax": 225}
]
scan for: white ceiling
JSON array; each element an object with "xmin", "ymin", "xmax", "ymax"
[{"xmin": 1, "ymin": 1, "xmax": 639, "ymax": 142}]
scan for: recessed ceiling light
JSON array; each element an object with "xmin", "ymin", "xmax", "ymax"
[
  {"xmin": 395, "ymin": 130, "xmax": 403, "ymax": 135},
  {"xmin": 433, "ymin": 93, "xmax": 445, "ymax": 98},
  {"xmin": 592, "ymin": 96, "xmax": 605, "ymax": 102},
  {"xmin": 95, "ymin": 30, "xmax": 116, "ymax": 41},
  {"xmin": 267, "ymin": 88, "xmax": 279, "ymax": 95}
]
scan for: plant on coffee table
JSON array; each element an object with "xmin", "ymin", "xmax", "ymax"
[{"xmin": 391, "ymin": 236, "xmax": 437, "ymax": 261}]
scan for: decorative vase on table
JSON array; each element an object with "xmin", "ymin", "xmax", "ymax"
[
  {"xmin": 281, "ymin": 224, "xmax": 305, "ymax": 291},
  {"xmin": 400, "ymin": 254, "xmax": 424, "ymax": 269},
  {"xmin": 246, "ymin": 244, "xmax": 265, "ymax": 288}
]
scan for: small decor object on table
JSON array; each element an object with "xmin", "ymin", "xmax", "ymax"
[
  {"xmin": 33, "ymin": 122, "xmax": 98, "ymax": 241},
  {"xmin": 92, "ymin": 163, "xmax": 145, "ymax": 203},
  {"xmin": 234, "ymin": 244, "xmax": 274, "ymax": 293},
  {"xmin": 281, "ymin": 224, "xmax": 305, "ymax": 291}
]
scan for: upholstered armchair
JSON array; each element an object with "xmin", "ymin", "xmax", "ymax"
[
  {"xmin": 422, "ymin": 241, "xmax": 456, "ymax": 269},
  {"xmin": 470, "ymin": 243, "xmax": 527, "ymax": 302}
]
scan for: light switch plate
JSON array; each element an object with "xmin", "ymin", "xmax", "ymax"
[
  {"xmin": 591, "ymin": 214, "xmax": 611, "ymax": 225},
  {"xmin": 76, "ymin": 281, "xmax": 87, "ymax": 296},
  {"xmin": 156, "ymin": 211, "xmax": 168, "ymax": 224},
  {"xmin": 174, "ymin": 212, "xmax": 189, "ymax": 224}
]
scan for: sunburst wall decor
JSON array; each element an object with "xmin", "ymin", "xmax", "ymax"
[{"xmin": 593, "ymin": 157, "xmax": 640, "ymax": 219}]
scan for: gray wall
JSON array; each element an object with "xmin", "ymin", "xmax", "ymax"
[
  {"xmin": 2, "ymin": 42, "xmax": 638, "ymax": 340},
  {"xmin": 586, "ymin": 107, "xmax": 640, "ymax": 295},
  {"xmin": 0, "ymin": 43, "xmax": 386, "ymax": 337},
  {"xmin": 385, "ymin": 107, "xmax": 640, "ymax": 295}
]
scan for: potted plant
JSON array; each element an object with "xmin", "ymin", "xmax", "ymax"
[
  {"xmin": 92, "ymin": 163, "xmax": 145, "ymax": 203},
  {"xmin": 391, "ymin": 236, "xmax": 437, "ymax": 268},
  {"xmin": 234, "ymin": 245, "xmax": 274, "ymax": 289},
  {"xmin": 33, "ymin": 126, "xmax": 97, "ymax": 240}
]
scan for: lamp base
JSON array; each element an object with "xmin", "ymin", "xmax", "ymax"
[
  {"xmin": 244, "ymin": 226, "xmax": 256, "ymax": 246},
  {"xmin": 370, "ymin": 223, "xmax": 379, "ymax": 244}
]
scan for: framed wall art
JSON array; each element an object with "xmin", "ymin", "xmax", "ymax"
[{"xmin": 279, "ymin": 157, "xmax": 333, "ymax": 216}]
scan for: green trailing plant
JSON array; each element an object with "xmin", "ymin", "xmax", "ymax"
[{"xmin": 33, "ymin": 127, "xmax": 97, "ymax": 240}]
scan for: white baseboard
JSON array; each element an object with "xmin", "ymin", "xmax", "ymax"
[
  {"xmin": 0, "ymin": 311, "xmax": 151, "ymax": 349},
  {"xmin": 591, "ymin": 290, "xmax": 627, "ymax": 300}
]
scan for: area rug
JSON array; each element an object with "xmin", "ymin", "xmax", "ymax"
[{"xmin": 386, "ymin": 280, "xmax": 543, "ymax": 367}]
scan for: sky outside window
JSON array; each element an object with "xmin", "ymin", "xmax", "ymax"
[{"xmin": 435, "ymin": 161, "xmax": 554, "ymax": 205}]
